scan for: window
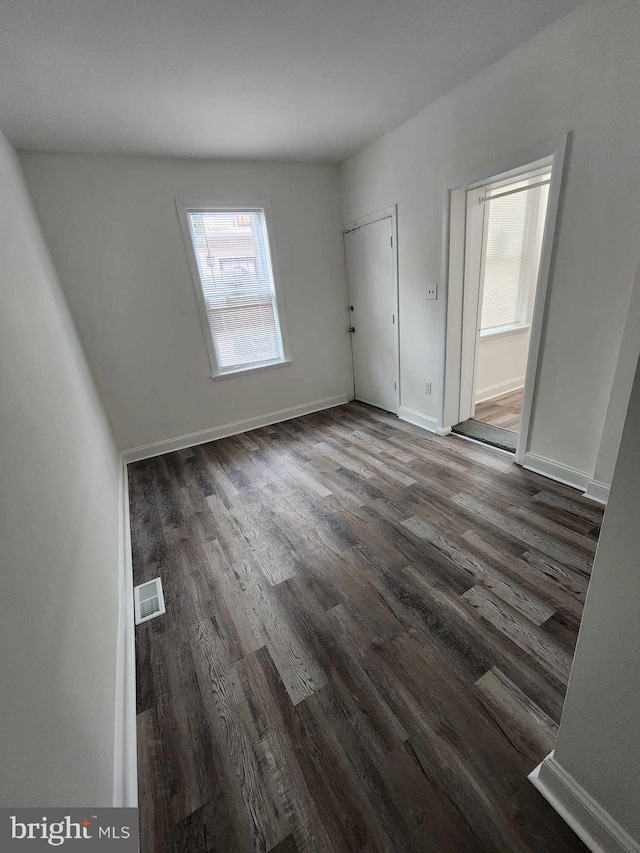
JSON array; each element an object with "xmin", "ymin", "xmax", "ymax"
[
  {"xmin": 479, "ymin": 174, "xmax": 550, "ymax": 335},
  {"xmin": 179, "ymin": 202, "xmax": 287, "ymax": 377}
]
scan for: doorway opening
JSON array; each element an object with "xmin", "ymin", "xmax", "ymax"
[
  {"xmin": 441, "ymin": 135, "xmax": 568, "ymax": 463},
  {"xmin": 343, "ymin": 206, "xmax": 399, "ymax": 414},
  {"xmin": 453, "ymin": 163, "xmax": 551, "ymax": 451}
]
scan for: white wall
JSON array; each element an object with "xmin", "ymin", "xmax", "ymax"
[
  {"xmin": 340, "ymin": 0, "xmax": 640, "ymax": 482},
  {"xmin": 19, "ymin": 153, "xmax": 352, "ymax": 452},
  {"xmin": 591, "ymin": 261, "xmax": 640, "ymax": 490},
  {"xmin": 547, "ymin": 346, "xmax": 640, "ymax": 843},
  {"xmin": 0, "ymin": 130, "xmax": 121, "ymax": 805},
  {"xmin": 475, "ymin": 330, "xmax": 529, "ymax": 404}
]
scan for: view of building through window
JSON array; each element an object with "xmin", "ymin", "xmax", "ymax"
[{"xmin": 186, "ymin": 208, "xmax": 285, "ymax": 373}]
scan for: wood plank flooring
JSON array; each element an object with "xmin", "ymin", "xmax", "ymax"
[
  {"xmin": 475, "ymin": 389, "xmax": 524, "ymax": 431},
  {"xmin": 128, "ymin": 401, "xmax": 601, "ymax": 853}
]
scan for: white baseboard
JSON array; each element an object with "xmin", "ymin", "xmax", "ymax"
[
  {"xmin": 523, "ymin": 452, "xmax": 590, "ymax": 492},
  {"xmin": 436, "ymin": 426, "xmax": 452, "ymax": 436},
  {"xmin": 475, "ymin": 377, "xmax": 525, "ymax": 405},
  {"xmin": 583, "ymin": 479, "xmax": 610, "ymax": 506},
  {"xmin": 529, "ymin": 752, "xmax": 640, "ymax": 853},
  {"xmin": 122, "ymin": 394, "xmax": 350, "ymax": 463},
  {"xmin": 113, "ymin": 460, "xmax": 138, "ymax": 807},
  {"xmin": 398, "ymin": 405, "xmax": 439, "ymax": 433}
]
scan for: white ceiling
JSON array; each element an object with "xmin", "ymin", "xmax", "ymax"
[{"xmin": 0, "ymin": 0, "xmax": 583, "ymax": 163}]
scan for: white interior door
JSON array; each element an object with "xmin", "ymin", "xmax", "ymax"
[{"xmin": 344, "ymin": 216, "xmax": 398, "ymax": 413}]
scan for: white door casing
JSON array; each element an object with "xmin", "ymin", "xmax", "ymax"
[{"xmin": 459, "ymin": 185, "xmax": 487, "ymax": 423}]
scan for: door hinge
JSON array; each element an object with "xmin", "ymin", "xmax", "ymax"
[
  {"xmin": 392, "ymin": 314, "xmax": 395, "ymax": 324},
  {"xmin": 390, "ymin": 236, "xmax": 393, "ymax": 247},
  {"xmin": 394, "ymin": 381, "xmax": 397, "ymax": 390}
]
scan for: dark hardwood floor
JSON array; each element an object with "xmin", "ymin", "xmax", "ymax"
[
  {"xmin": 475, "ymin": 389, "xmax": 524, "ymax": 432},
  {"xmin": 128, "ymin": 402, "xmax": 601, "ymax": 853}
]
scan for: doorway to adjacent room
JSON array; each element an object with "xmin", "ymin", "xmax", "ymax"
[
  {"xmin": 454, "ymin": 164, "xmax": 551, "ymax": 451},
  {"xmin": 441, "ymin": 136, "xmax": 567, "ymax": 461}
]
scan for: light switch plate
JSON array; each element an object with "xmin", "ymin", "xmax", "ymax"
[{"xmin": 426, "ymin": 282, "xmax": 438, "ymax": 300}]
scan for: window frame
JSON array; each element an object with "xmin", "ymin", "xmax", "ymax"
[
  {"xmin": 176, "ymin": 198, "xmax": 291, "ymax": 380},
  {"xmin": 479, "ymin": 322, "xmax": 531, "ymax": 340},
  {"xmin": 478, "ymin": 175, "xmax": 548, "ymax": 338}
]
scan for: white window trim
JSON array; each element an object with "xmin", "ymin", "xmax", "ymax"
[
  {"xmin": 210, "ymin": 358, "xmax": 292, "ymax": 382},
  {"xmin": 176, "ymin": 198, "xmax": 291, "ymax": 379},
  {"xmin": 479, "ymin": 322, "xmax": 531, "ymax": 340}
]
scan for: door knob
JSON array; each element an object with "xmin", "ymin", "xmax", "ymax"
[{"xmin": 349, "ymin": 326, "xmax": 356, "ymax": 333}]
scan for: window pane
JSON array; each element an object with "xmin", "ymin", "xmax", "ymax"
[
  {"xmin": 480, "ymin": 191, "xmax": 529, "ymax": 331},
  {"xmin": 187, "ymin": 208, "xmax": 284, "ymax": 372}
]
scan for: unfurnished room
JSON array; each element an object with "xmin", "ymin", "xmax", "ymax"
[{"xmin": 1, "ymin": 1, "xmax": 640, "ymax": 851}]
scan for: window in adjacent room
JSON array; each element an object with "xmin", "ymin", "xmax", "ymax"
[
  {"xmin": 479, "ymin": 171, "xmax": 550, "ymax": 336},
  {"xmin": 179, "ymin": 202, "xmax": 288, "ymax": 378}
]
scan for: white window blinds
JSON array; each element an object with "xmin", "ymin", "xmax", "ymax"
[
  {"xmin": 186, "ymin": 208, "xmax": 285, "ymax": 374},
  {"xmin": 480, "ymin": 189, "xmax": 530, "ymax": 332}
]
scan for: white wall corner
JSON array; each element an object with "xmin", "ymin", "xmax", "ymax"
[
  {"xmin": 523, "ymin": 452, "xmax": 590, "ymax": 492},
  {"xmin": 529, "ymin": 752, "xmax": 640, "ymax": 853},
  {"xmin": 113, "ymin": 458, "xmax": 138, "ymax": 807},
  {"xmin": 122, "ymin": 393, "xmax": 350, "ymax": 463},
  {"xmin": 583, "ymin": 479, "xmax": 611, "ymax": 506},
  {"xmin": 398, "ymin": 406, "xmax": 439, "ymax": 433}
]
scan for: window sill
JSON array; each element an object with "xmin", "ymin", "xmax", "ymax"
[
  {"xmin": 210, "ymin": 359, "xmax": 292, "ymax": 382},
  {"xmin": 480, "ymin": 324, "xmax": 531, "ymax": 340}
]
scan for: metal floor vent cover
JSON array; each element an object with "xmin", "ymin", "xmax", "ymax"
[{"xmin": 134, "ymin": 577, "xmax": 166, "ymax": 625}]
